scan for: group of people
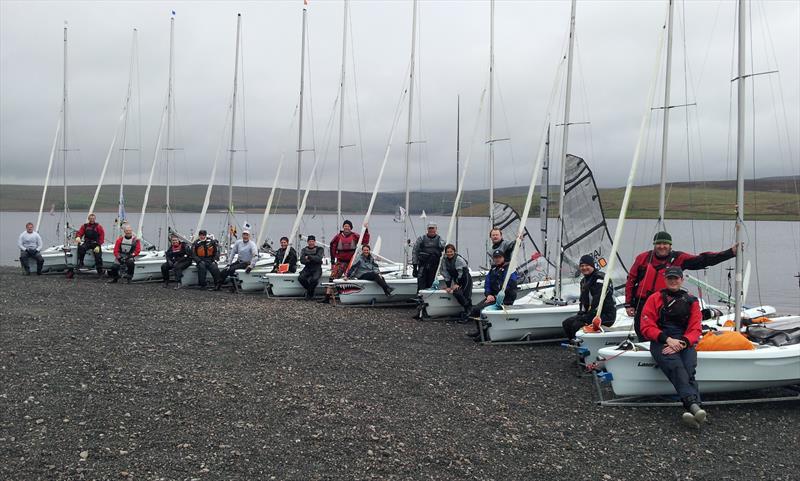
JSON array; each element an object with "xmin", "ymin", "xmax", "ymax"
[{"xmin": 21, "ymin": 214, "xmax": 739, "ymax": 428}]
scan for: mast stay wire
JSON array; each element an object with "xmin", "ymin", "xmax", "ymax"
[
  {"xmin": 747, "ymin": 0, "xmax": 764, "ymax": 308},
  {"xmin": 346, "ymin": 6, "xmax": 369, "ymax": 207}
]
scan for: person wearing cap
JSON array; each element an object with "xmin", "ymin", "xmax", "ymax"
[
  {"xmin": 218, "ymin": 230, "xmax": 258, "ymax": 290},
  {"xmin": 298, "ymin": 235, "xmax": 325, "ymax": 299},
  {"xmin": 561, "ymin": 254, "xmax": 617, "ymax": 340},
  {"xmin": 626, "ymin": 231, "xmax": 738, "ymax": 340},
  {"xmin": 108, "ymin": 224, "xmax": 140, "ymax": 283},
  {"xmin": 18, "ymin": 222, "xmax": 44, "ymax": 275},
  {"xmin": 345, "ymin": 244, "xmax": 394, "ymax": 296},
  {"xmin": 440, "ymin": 244, "xmax": 473, "ymax": 320},
  {"xmin": 75, "ymin": 213, "xmax": 106, "ymax": 274},
  {"xmin": 488, "ymin": 227, "xmax": 515, "ymax": 264},
  {"xmin": 467, "ymin": 249, "xmax": 519, "ymax": 338},
  {"xmin": 640, "ymin": 266, "xmax": 707, "ymax": 428},
  {"xmin": 192, "ymin": 229, "xmax": 221, "ymax": 289},
  {"xmin": 161, "ymin": 234, "xmax": 193, "ymax": 289},
  {"xmin": 271, "ymin": 236, "xmax": 298, "ymax": 273},
  {"xmin": 323, "ymin": 220, "xmax": 370, "ymax": 303},
  {"xmin": 412, "ymin": 222, "xmax": 446, "ymax": 291}
]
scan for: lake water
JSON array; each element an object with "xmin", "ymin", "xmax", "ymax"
[{"xmin": 2, "ymin": 210, "xmax": 798, "ymax": 313}]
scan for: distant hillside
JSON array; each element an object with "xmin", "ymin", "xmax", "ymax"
[{"xmin": 1, "ymin": 175, "xmax": 797, "ymax": 221}]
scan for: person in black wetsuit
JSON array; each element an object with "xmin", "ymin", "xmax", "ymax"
[
  {"xmin": 412, "ymin": 222, "xmax": 446, "ymax": 291},
  {"xmin": 298, "ymin": 235, "xmax": 324, "ymax": 299},
  {"xmin": 561, "ymin": 254, "xmax": 617, "ymax": 340}
]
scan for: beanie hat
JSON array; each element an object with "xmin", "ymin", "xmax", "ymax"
[
  {"xmin": 579, "ymin": 254, "xmax": 595, "ymax": 266},
  {"xmin": 343, "ymin": 220, "xmax": 353, "ymax": 228},
  {"xmin": 653, "ymin": 231, "xmax": 672, "ymax": 245}
]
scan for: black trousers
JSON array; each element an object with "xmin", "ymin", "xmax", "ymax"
[
  {"xmin": 358, "ymin": 272, "xmax": 392, "ymax": 295},
  {"xmin": 298, "ymin": 266, "xmax": 322, "ymax": 296},
  {"xmin": 446, "ymin": 280, "xmax": 473, "ymax": 314},
  {"xmin": 220, "ymin": 261, "xmax": 249, "ymax": 285},
  {"xmin": 650, "ymin": 342, "xmax": 700, "ymax": 406},
  {"xmin": 110, "ymin": 257, "xmax": 135, "ymax": 279},
  {"xmin": 20, "ymin": 250, "xmax": 44, "ymax": 274},
  {"xmin": 78, "ymin": 242, "xmax": 103, "ymax": 271},
  {"xmin": 416, "ymin": 262, "xmax": 438, "ymax": 291},
  {"xmin": 562, "ymin": 312, "xmax": 614, "ymax": 340},
  {"xmin": 161, "ymin": 258, "xmax": 192, "ymax": 283},
  {"xmin": 196, "ymin": 259, "xmax": 220, "ymax": 287}
]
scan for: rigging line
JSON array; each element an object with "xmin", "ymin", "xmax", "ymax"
[
  {"xmin": 679, "ymin": 0, "xmax": 697, "ymax": 253},
  {"xmin": 492, "ymin": 67, "xmax": 519, "ymax": 186},
  {"xmin": 346, "ymin": 7, "xmax": 368, "ymax": 202},
  {"xmin": 573, "ymin": 32, "xmax": 595, "ymax": 164},
  {"xmin": 239, "ymin": 19, "xmax": 250, "ymax": 211},
  {"xmin": 747, "ymin": 0, "xmax": 764, "ymax": 307}
]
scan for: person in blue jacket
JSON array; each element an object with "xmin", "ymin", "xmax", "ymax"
[{"xmin": 467, "ymin": 249, "xmax": 518, "ymax": 338}]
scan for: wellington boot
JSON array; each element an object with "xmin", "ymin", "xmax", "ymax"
[
  {"xmin": 681, "ymin": 412, "xmax": 700, "ymax": 429},
  {"xmin": 689, "ymin": 404, "xmax": 707, "ymax": 424}
]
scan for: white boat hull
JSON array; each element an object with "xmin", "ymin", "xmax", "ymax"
[
  {"xmin": 334, "ymin": 276, "xmax": 418, "ymax": 305},
  {"xmin": 418, "ymin": 279, "xmax": 556, "ymax": 318},
  {"xmin": 262, "ymin": 268, "xmax": 331, "ymax": 297},
  {"xmin": 598, "ymin": 342, "xmax": 800, "ymax": 396}
]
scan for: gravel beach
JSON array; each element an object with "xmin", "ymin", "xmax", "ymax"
[{"xmin": 1, "ymin": 267, "xmax": 797, "ymax": 480}]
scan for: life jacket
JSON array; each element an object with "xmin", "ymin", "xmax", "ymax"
[
  {"xmin": 336, "ymin": 232, "xmax": 358, "ymax": 253},
  {"xmin": 490, "ymin": 239, "xmax": 513, "ymax": 262},
  {"xmin": 657, "ymin": 289, "xmax": 697, "ymax": 332},
  {"xmin": 82, "ymin": 223, "xmax": 100, "ymax": 243},
  {"xmin": 444, "ymin": 255, "xmax": 469, "ymax": 284},
  {"xmin": 580, "ymin": 270, "xmax": 605, "ymax": 311},
  {"xmin": 636, "ymin": 250, "xmax": 681, "ymax": 300},
  {"xmin": 195, "ymin": 239, "xmax": 217, "ymax": 259},
  {"xmin": 120, "ymin": 235, "xmax": 138, "ymax": 256},
  {"xmin": 418, "ymin": 235, "xmax": 443, "ymax": 263}
]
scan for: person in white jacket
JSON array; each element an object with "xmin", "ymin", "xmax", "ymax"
[
  {"xmin": 217, "ymin": 230, "xmax": 259, "ymax": 290},
  {"xmin": 18, "ymin": 222, "xmax": 44, "ymax": 275}
]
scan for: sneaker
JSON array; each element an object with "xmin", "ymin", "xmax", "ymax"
[
  {"xmin": 385, "ymin": 287, "xmax": 395, "ymax": 296},
  {"xmin": 681, "ymin": 411, "xmax": 700, "ymax": 428},
  {"xmin": 108, "ymin": 278, "xmax": 119, "ymax": 284},
  {"xmin": 689, "ymin": 404, "xmax": 707, "ymax": 424}
]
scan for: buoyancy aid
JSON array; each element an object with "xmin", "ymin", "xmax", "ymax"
[
  {"xmin": 636, "ymin": 250, "xmax": 680, "ymax": 300},
  {"xmin": 419, "ymin": 235, "xmax": 443, "ymax": 263},
  {"xmin": 82, "ymin": 223, "xmax": 100, "ymax": 243},
  {"xmin": 120, "ymin": 235, "xmax": 138, "ymax": 256},
  {"xmin": 336, "ymin": 232, "xmax": 358, "ymax": 253},
  {"xmin": 657, "ymin": 289, "xmax": 697, "ymax": 332},
  {"xmin": 194, "ymin": 239, "xmax": 217, "ymax": 259}
]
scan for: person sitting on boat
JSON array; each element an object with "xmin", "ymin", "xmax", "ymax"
[
  {"xmin": 345, "ymin": 244, "xmax": 394, "ymax": 297},
  {"xmin": 109, "ymin": 224, "xmax": 140, "ymax": 284},
  {"xmin": 271, "ymin": 236, "xmax": 298, "ymax": 274},
  {"xmin": 218, "ymin": 230, "xmax": 258, "ymax": 290},
  {"xmin": 488, "ymin": 227, "xmax": 514, "ymax": 264},
  {"xmin": 467, "ymin": 250, "xmax": 519, "ymax": 338},
  {"xmin": 640, "ymin": 266, "xmax": 707, "ymax": 428},
  {"xmin": 18, "ymin": 222, "xmax": 44, "ymax": 276},
  {"xmin": 562, "ymin": 254, "xmax": 616, "ymax": 340},
  {"xmin": 161, "ymin": 234, "xmax": 192, "ymax": 289},
  {"xmin": 75, "ymin": 213, "xmax": 106, "ymax": 274},
  {"xmin": 440, "ymin": 243, "xmax": 473, "ymax": 321},
  {"xmin": 192, "ymin": 229, "xmax": 220, "ymax": 289},
  {"xmin": 298, "ymin": 235, "xmax": 325, "ymax": 299},
  {"xmin": 413, "ymin": 222, "xmax": 446, "ymax": 291},
  {"xmin": 626, "ymin": 231, "xmax": 738, "ymax": 340},
  {"xmin": 323, "ymin": 220, "xmax": 370, "ymax": 303}
]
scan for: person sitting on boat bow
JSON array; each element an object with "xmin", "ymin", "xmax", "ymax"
[
  {"xmin": 75, "ymin": 213, "xmax": 106, "ymax": 275},
  {"xmin": 192, "ymin": 229, "xmax": 221, "ymax": 290},
  {"xmin": 298, "ymin": 235, "xmax": 325, "ymax": 300},
  {"xmin": 413, "ymin": 222, "xmax": 446, "ymax": 291},
  {"xmin": 322, "ymin": 220, "xmax": 370, "ymax": 303},
  {"xmin": 161, "ymin": 234, "xmax": 192, "ymax": 289},
  {"xmin": 640, "ymin": 266, "xmax": 706, "ymax": 428},
  {"xmin": 345, "ymin": 244, "xmax": 394, "ymax": 297},
  {"xmin": 440, "ymin": 244, "xmax": 473, "ymax": 321},
  {"xmin": 271, "ymin": 236, "xmax": 298, "ymax": 274},
  {"xmin": 218, "ymin": 230, "xmax": 258, "ymax": 290},
  {"xmin": 467, "ymin": 250, "xmax": 519, "ymax": 339},
  {"xmin": 562, "ymin": 254, "xmax": 616, "ymax": 340},
  {"xmin": 109, "ymin": 224, "xmax": 140, "ymax": 284},
  {"xmin": 626, "ymin": 231, "xmax": 738, "ymax": 340},
  {"xmin": 18, "ymin": 222, "xmax": 44, "ymax": 275}
]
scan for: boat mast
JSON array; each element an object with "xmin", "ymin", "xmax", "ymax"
[
  {"xmin": 62, "ymin": 22, "xmax": 68, "ymax": 245},
  {"xmin": 541, "ymin": 124, "xmax": 550, "ymax": 266},
  {"xmin": 228, "ymin": 13, "xmax": 242, "ymax": 248},
  {"xmin": 297, "ymin": 3, "xmax": 308, "ymax": 219},
  {"xmin": 337, "ymin": 0, "xmax": 349, "ymax": 223},
  {"xmin": 402, "ymin": 0, "xmax": 418, "ymax": 276},
  {"xmin": 734, "ymin": 0, "xmax": 746, "ymax": 329},
  {"xmin": 657, "ymin": 0, "xmax": 675, "ymax": 228},
  {"xmin": 456, "ymin": 94, "xmax": 460, "ymax": 248},
  {"xmin": 554, "ymin": 0, "xmax": 577, "ymax": 300},
  {"xmin": 165, "ymin": 14, "xmax": 175, "ymax": 245},
  {"xmin": 488, "ymin": 0, "xmax": 495, "ymax": 226}
]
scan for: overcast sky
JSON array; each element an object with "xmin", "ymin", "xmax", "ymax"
[{"xmin": 1, "ymin": 0, "xmax": 798, "ymax": 194}]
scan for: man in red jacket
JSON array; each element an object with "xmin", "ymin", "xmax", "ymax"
[
  {"xmin": 322, "ymin": 220, "xmax": 369, "ymax": 303},
  {"xmin": 75, "ymin": 213, "xmax": 106, "ymax": 274},
  {"xmin": 640, "ymin": 266, "xmax": 706, "ymax": 428},
  {"xmin": 626, "ymin": 231, "xmax": 737, "ymax": 339},
  {"xmin": 109, "ymin": 225, "xmax": 141, "ymax": 284}
]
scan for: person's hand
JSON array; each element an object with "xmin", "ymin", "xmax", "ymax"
[
  {"xmin": 625, "ymin": 307, "xmax": 636, "ymax": 317},
  {"xmin": 444, "ymin": 287, "xmax": 452, "ymax": 294},
  {"xmin": 93, "ymin": 246, "xmax": 101, "ymax": 254},
  {"xmin": 731, "ymin": 242, "xmax": 742, "ymax": 254},
  {"xmin": 486, "ymin": 295, "xmax": 496, "ymax": 303},
  {"xmin": 75, "ymin": 236, "xmax": 81, "ymax": 245},
  {"xmin": 452, "ymin": 284, "xmax": 460, "ymax": 291},
  {"xmin": 662, "ymin": 337, "xmax": 684, "ymax": 354},
  {"xmin": 363, "ymin": 222, "xmax": 369, "ymax": 229}
]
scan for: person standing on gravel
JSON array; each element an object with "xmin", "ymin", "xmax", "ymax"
[
  {"xmin": 161, "ymin": 234, "xmax": 193, "ymax": 289},
  {"xmin": 562, "ymin": 254, "xmax": 616, "ymax": 340},
  {"xmin": 412, "ymin": 222, "xmax": 446, "ymax": 291},
  {"xmin": 109, "ymin": 225, "xmax": 140, "ymax": 284},
  {"xmin": 298, "ymin": 235, "xmax": 325, "ymax": 299},
  {"xmin": 192, "ymin": 230, "xmax": 221, "ymax": 289},
  {"xmin": 218, "ymin": 230, "xmax": 258, "ymax": 290},
  {"xmin": 18, "ymin": 222, "xmax": 44, "ymax": 275},
  {"xmin": 639, "ymin": 266, "xmax": 706, "ymax": 428},
  {"xmin": 626, "ymin": 231, "xmax": 738, "ymax": 340},
  {"xmin": 75, "ymin": 213, "xmax": 106, "ymax": 274}
]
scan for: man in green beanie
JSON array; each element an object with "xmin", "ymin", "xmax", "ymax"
[{"xmin": 625, "ymin": 230, "xmax": 739, "ymax": 340}]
